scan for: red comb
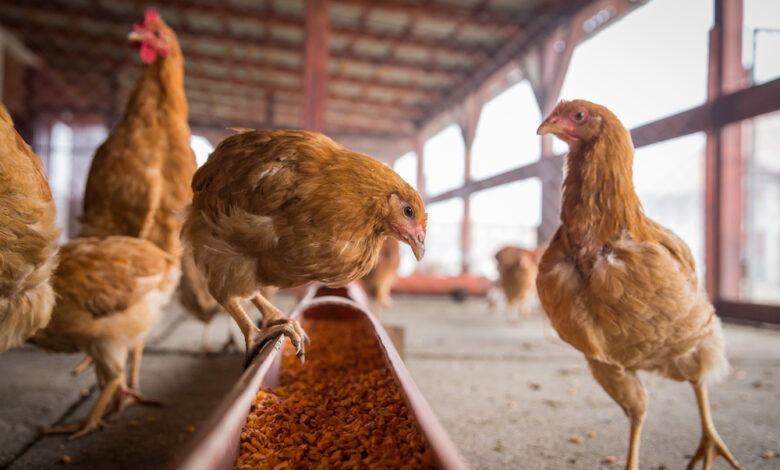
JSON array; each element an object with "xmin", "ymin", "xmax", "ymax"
[
  {"xmin": 550, "ymin": 99, "xmax": 568, "ymax": 116},
  {"xmin": 144, "ymin": 9, "xmax": 161, "ymax": 25}
]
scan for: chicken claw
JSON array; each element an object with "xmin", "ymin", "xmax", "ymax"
[
  {"xmin": 111, "ymin": 382, "xmax": 163, "ymax": 418},
  {"xmin": 686, "ymin": 433, "xmax": 744, "ymax": 470},
  {"xmin": 41, "ymin": 418, "xmax": 108, "ymax": 440},
  {"xmin": 245, "ymin": 319, "xmax": 310, "ymax": 368}
]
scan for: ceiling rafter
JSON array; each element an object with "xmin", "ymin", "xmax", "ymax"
[
  {"xmin": 1, "ymin": 4, "xmax": 474, "ymax": 79},
  {"xmin": 9, "ymin": 0, "xmax": 491, "ymax": 63}
]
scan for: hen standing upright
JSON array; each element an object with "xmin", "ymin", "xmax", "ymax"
[
  {"xmin": 80, "ymin": 9, "xmax": 195, "ymax": 256},
  {"xmin": 182, "ymin": 130, "xmax": 427, "ymax": 365},
  {"xmin": 77, "ymin": 10, "xmax": 196, "ymax": 389},
  {"xmin": 0, "ymin": 103, "xmax": 60, "ymax": 353},
  {"xmin": 535, "ymin": 99, "xmax": 742, "ymax": 470},
  {"xmin": 29, "ymin": 237, "xmax": 178, "ymax": 438}
]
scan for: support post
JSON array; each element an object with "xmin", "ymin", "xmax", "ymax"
[
  {"xmin": 414, "ymin": 134, "xmax": 426, "ymax": 198},
  {"xmin": 302, "ymin": 0, "xmax": 329, "ymax": 132},
  {"xmin": 705, "ymin": 0, "xmax": 745, "ymax": 300},
  {"xmin": 457, "ymin": 92, "xmax": 485, "ymax": 273}
]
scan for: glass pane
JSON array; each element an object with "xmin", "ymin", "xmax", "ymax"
[
  {"xmin": 424, "ymin": 124, "xmax": 465, "ymax": 196},
  {"xmin": 471, "ymin": 81, "xmax": 541, "ymax": 180},
  {"xmin": 744, "ymin": 0, "xmax": 780, "ymax": 85},
  {"xmin": 49, "ymin": 122, "xmax": 74, "ymax": 242},
  {"xmin": 191, "ymin": 135, "xmax": 215, "ymax": 167},
  {"xmin": 634, "ymin": 132, "xmax": 706, "ymax": 281},
  {"xmin": 555, "ymin": 0, "xmax": 713, "ymax": 154},
  {"xmin": 744, "ymin": 110, "xmax": 780, "ymax": 305},
  {"xmin": 393, "ymin": 151, "xmax": 418, "ymax": 190},
  {"xmin": 421, "ymin": 198, "xmax": 463, "ymax": 276},
  {"xmin": 469, "ymin": 180, "xmax": 541, "ymax": 278}
]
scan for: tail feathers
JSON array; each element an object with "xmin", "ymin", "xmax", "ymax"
[
  {"xmin": 0, "ymin": 281, "xmax": 55, "ymax": 353},
  {"xmin": 668, "ymin": 314, "xmax": 730, "ymax": 385}
]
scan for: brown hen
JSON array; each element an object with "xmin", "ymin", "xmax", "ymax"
[
  {"xmin": 361, "ymin": 237, "xmax": 401, "ymax": 316},
  {"xmin": 28, "ymin": 236, "xmax": 178, "ymax": 438},
  {"xmin": 494, "ymin": 245, "xmax": 543, "ymax": 322},
  {"xmin": 0, "ymin": 103, "xmax": 60, "ymax": 353},
  {"xmin": 182, "ymin": 130, "xmax": 427, "ymax": 365},
  {"xmin": 79, "ymin": 10, "xmax": 195, "ymax": 256},
  {"xmin": 76, "ymin": 10, "xmax": 196, "ymax": 388},
  {"xmin": 536, "ymin": 99, "xmax": 742, "ymax": 470}
]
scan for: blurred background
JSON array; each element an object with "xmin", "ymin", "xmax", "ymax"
[{"xmin": 0, "ymin": 0, "xmax": 778, "ymax": 315}]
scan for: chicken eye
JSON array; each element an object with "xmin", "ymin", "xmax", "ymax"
[
  {"xmin": 403, "ymin": 206, "xmax": 414, "ymax": 218},
  {"xmin": 573, "ymin": 111, "xmax": 585, "ymax": 121}
]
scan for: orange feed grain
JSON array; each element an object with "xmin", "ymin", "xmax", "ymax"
[{"xmin": 235, "ymin": 318, "xmax": 437, "ymax": 470}]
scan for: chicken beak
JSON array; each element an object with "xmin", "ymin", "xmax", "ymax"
[
  {"xmin": 536, "ymin": 117, "xmax": 557, "ymax": 136},
  {"xmin": 409, "ymin": 237, "xmax": 425, "ymax": 261},
  {"xmin": 127, "ymin": 31, "xmax": 143, "ymax": 43}
]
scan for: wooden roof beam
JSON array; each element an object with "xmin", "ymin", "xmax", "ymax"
[
  {"xmin": 6, "ymin": 1, "xmax": 488, "ymax": 63},
  {"xmin": 303, "ymin": 0, "xmax": 329, "ymax": 132}
]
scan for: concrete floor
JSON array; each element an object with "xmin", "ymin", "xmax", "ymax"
[{"xmin": 0, "ymin": 292, "xmax": 778, "ymax": 469}]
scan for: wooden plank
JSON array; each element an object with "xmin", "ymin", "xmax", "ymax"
[
  {"xmin": 425, "ymin": 159, "xmax": 543, "ymax": 204},
  {"xmin": 715, "ymin": 300, "xmax": 780, "ymax": 325}
]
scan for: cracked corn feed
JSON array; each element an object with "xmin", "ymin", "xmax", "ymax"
[{"xmin": 235, "ymin": 318, "xmax": 437, "ymax": 470}]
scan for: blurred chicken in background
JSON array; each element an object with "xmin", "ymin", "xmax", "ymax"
[
  {"xmin": 494, "ymin": 245, "xmax": 545, "ymax": 322},
  {"xmin": 536, "ymin": 99, "xmax": 742, "ymax": 470},
  {"xmin": 0, "ymin": 103, "xmax": 60, "ymax": 353},
  {"xmin": 361, "ymin": 237, "xmax": 400, "ymax": 316},
  {"xmin": 28, "ymin": 237, "xmax": 178, "ymax": 438},
  {"xmin": 73, "ymin": 10, "xmax": 196, "ymax": 390}
]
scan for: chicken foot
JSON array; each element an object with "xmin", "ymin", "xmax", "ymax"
[
  {"xmin": 41, "ymin": 375, "xmax": 122, "ymax": 439},
  {"xmin": 224, "ymin": 296, "xmax": 308, "ymax": 369},
  {"xmin": 251, "ymin": 293, "xmax": 309, "ymax": 362},
  {"xmin": 685, "ymin": 383, "xmax": 743, "ymax": 470},
  {"xmin": 111, "ymin": 380, "xmax": 163, "ymax": 417}
]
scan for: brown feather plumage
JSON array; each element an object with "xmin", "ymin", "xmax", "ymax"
[{"xmin": 0, "ymin": 103, "xmax": 61, "ymax": 353}]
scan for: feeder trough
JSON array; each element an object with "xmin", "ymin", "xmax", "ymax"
[{"xmin": 175, "ymin": 284, "xmax": 469, "ymax": 470}]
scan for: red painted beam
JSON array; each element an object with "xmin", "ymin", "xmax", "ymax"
[{"xmin": 302, "ymin": 0, "xmax": 329, "ymax": 133}]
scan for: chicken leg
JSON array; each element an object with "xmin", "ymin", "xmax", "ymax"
[
  {"xmin": 42, "ymin": 374, "xmax": 122, "ymax": 439},
  {"xmin": 686, "ymin": 383, "xmax": 743, "ymax": 470},
  {"xmin": 224, "ymin": 295, "xmax": 308, "ymax": 368},
  {"xmin": 251, "ymin": 293, "xmax": 309, "ymax": 361},
  {"xmin": 588, "ymin": 360, "xmax": 647, "ymax": 470}
]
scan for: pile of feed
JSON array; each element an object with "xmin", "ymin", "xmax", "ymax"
[{"xmin": 235, "ymin": 317, "xmax": 437, "ymax": 470}]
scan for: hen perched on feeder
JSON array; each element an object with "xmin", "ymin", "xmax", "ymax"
[{"xmin": 182, "ymin": 129, "xmax": 427, "ymax": 366}]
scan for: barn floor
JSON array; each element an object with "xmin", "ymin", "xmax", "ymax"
[{"xmin": 0, "ymin": 293, "xmax": 778, "ymax": 469}]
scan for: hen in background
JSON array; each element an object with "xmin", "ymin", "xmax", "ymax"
[
  {"xmin": 182, "ymin": 130, "xmax": 427, "ymax": 366},
  {"xmin": 361, "ymin": 237, "xmax": 400, "ymax": 316},
  {"xmin": 75, "ymin": 10, "xmax": 196, "ymax": 390},
  {"xmin": 494, "ymin": 245, "xmax": 544, "ymax": 322},
  {"xmin": 0, "ymin": 103, "xmax": 60, "ymax": 353},
  {"xmin": 536, "ymin": 99, "xmax": 742, "ymax": 470},
  {"xmin": 28, "ymin": 236, "xmax": 178, "ymax": 438}
]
